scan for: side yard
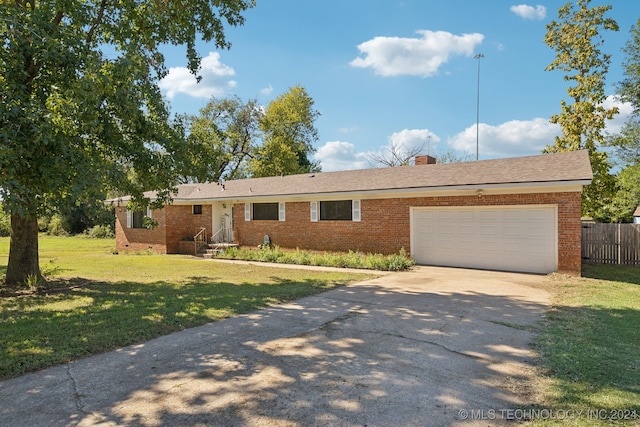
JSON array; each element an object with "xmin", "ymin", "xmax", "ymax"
[{"xmin": 527, "ymin": 264, "xmax": 640, "ymax": 426}]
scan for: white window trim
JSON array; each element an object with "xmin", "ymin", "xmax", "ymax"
[
  {"xmin": 126, "ymin": 207, "xmax": 152, "ymax": 229},
  {"xmin": 310, "ymin": 201, "xmax": 318, "ymax": 222},
  {"xmin": 244, "ymin": 203, "xmax": 251, "ymax": 221},
  {"xmin": 352, "ymin": 199, "xmax": 361, "ymax": 222},
  {"xmin": 278, "ymin": 202, "xmax": 286, "ymax": 222}
]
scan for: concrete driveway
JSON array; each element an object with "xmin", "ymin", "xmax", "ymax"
[{"xmin": 0, "ymin": 266, "xmax": 550, "ymax": 427}]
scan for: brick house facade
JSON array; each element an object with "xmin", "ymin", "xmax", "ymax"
[{"xmin": 112, "ymin": 151, "xmax": 592, "ymax": 275}]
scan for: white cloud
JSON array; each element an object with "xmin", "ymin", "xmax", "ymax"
[
  {"xmin": 388, "ymin": 128, "xmax": 440, "ymax": 152},
  {"xmin": 316, "ymin": 129, "xmax": 440, "ymax": 172},
  {"xmin": 510, "ymin": 4, "xmax": 546, "ymax": 20},
  {"xmin": 314, "ymin": 141, "xmax": 370, "ymax": 172},
  {"xmin": 338, "ymin": 126, "xmax": 359, "ymax": 134},
  {"xmin": 448, "ymin": 118, "xmax": 561, "ymax": 158},
  {"xmin": 260, "ymin": 84, "xmax": 273, "ymax": 96},
  {"xmin": 350, "ymin": 30, "xmax": 484, "ymax": 77},
  {"xmin": 159, "ymin": 52, "xmax": 236, "ymax": 99},
  {"xmin": 603, "ymin": 95, "xmax": 634, "ymax": 135}
]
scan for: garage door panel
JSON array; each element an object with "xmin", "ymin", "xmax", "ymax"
[
  {"xmin": 459, "ymin": 225, "xmax": 475, "ymax": 236},
  {"xmin": 503, "ymin": 225, "xmax": 521, "ymax": 237},
  {"xmin": 438, "ymin": 211, "xmax": 455, "ymax": 220},
  {"xmin": 412, "ymin": 206, "xmax": 556, "ymax": 274},
  {"xmin": 479, "ymin": 211, "xmax": 498, "ymax": 220},
  {"xmin": 480, "ymin": 225, "xmax": 498, "ymax": 236}
]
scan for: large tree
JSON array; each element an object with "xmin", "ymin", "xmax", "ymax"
[
  {"xmin": 250, "ymin": 85, "xmax": 321, "ymax": 177},
  {"xmin": 607, "ymin": 18, "xmax": 640, "ymax": 164},
  {"xmin": 0, "ymin": 0, "xmax": 254, "ymax": 286},
  {"xmin": 177, "ymin": 96, "xmax": 262, "ymax": 183},
  {"xmin": 543, "ymin": 0, "xmax": 619, "ymax": 220},
  {"xmin": 605, "ymin": 19, "xmax": 640, "ymax": 222}
]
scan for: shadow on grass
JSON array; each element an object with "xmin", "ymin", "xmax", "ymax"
[
  {"xmin": 1, "ymin": 278, "xmax": 551, "ymax": 426},
  {"xmin": 0, "ymin": 275, "xmax": 345, "ymax": 379},
  {"xmin": 534, "ymin": 303, "xmax": 640, "ymax": 412},
  {"xmin": 582, "ymin": 263, "xmax": 640, "ymax": 285}
]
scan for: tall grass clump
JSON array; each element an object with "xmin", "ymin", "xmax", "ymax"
[{"xmin": 216, "ymin": 246, "xmax": 414, "ymax": 271}]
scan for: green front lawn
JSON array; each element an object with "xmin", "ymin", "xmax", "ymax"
[{"xmin": 0, "ymin": 236, "xmax": 372, "ymax": 379}]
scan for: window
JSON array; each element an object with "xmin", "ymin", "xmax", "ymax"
[
  {"xmin": 252, "ymin": 203, "xmax": 279, "ymax": 220},
  {"xmin": 127, "ymin": 207, "xmax": 152, "ymax": 229},
  {"xmin": 132, "ymin": 210, "xmax": 146, "ymax": 228},
  {"xmin": 320, "ymin": 200, "xmax": 352, "ymax": 221},
  {"xmin": 193, "ymin": 205, "xmax": 202, "ymax": 215}
]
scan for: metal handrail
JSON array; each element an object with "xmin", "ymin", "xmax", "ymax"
[
  {"xmin": 211, "ymin": 227, "xmax": 233, "ymax": 244},
  {"xmin": 194, "ymin": 227, "xmax": 207, "ymax": 254}
]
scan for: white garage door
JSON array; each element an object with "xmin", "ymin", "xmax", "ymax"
[{"xmin": 411, "ymin": 205, "xmax": 557, "ymax": 274}]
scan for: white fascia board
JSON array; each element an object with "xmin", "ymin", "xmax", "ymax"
[{"xmin": 164, "ymin": 180, "xmax": 590, "ymax": 204}]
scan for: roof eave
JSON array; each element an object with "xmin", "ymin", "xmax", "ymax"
[{"xmin": 167, "ymin": 179, "xmax": 591, "ymax": 204}]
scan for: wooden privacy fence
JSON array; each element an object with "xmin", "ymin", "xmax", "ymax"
[{"xmin": 582, "ymin": 223, "xmax": 640, "ymax": 265}]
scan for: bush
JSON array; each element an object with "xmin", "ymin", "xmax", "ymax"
[
  {"xmin": 214, "ymin": 246, "xmax": 414, "ymax": 271},
  {"xmin": 85, "ymin": 225, "xmax": 115, "ymax": 239},
  {"xmin": 0, "ymin": 207, "xmax": 10, "ymax": 237},
  {"xmin": 46, "ymin": 214, "xmax": 69, "ymax": 236}
]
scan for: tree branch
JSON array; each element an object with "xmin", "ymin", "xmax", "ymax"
[{"xmin": 86, "ymin": 0, "xmax": 108, "ymax": 45}]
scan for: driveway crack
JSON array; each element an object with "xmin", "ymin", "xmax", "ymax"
[
  {"xmin": 66, "ymin": 364, "xmax": 90, "ymax": 415},
  {"xmin": 384, "ymin": 332, "xmax": 489, "ymax": 362}
]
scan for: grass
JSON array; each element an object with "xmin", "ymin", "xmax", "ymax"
[
  {"xmin": 526, "ymin": 264, "xmax": 640, "ymax": 426},
  {"xmin": 215, "ymin": 245, "xmax": 415, "ymax": 271},
  {"xmin": 0, "ymin": 236, "xmax": 372, "ymax": 380}
]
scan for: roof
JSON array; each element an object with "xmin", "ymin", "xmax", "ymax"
[
  {"xmin": 111, "ymin": 150, "xmax": 593, "ymax": 203},
  {"xmin": 634, "ymin": 206, "xmax": 640, "ymax": 217}
]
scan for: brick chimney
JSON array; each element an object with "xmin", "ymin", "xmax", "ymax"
[{"xmin": 414, "ymin": 155, "xmax": 436, "ymax": 165}]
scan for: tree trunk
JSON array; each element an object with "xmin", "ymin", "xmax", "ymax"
[{"xmin": 5, "ymin": 213, "xmax": 42, "ymax": 286}]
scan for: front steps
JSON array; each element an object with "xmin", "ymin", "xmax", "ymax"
[{"xmin": 199, "ymin": 242, "xmax": 240, "ymax": 258}]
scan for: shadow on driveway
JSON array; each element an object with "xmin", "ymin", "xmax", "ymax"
[{"xmin": 0, "ymin": 267, "xmax": 549, "ymax": 427}]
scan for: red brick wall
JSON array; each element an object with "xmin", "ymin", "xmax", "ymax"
[
  {"xmin": 164, "ymin": 205, "xmax": 212, "ymax": 254},
  {"xmin": 115, "ymin": 205, "xmax": 212, "ymax": 254},
  {"xmin": 117, "ymin": 192, "xmax": 584, "ymax": 275},
  {"xmin": 233, "ymin": 192, "xmax": 583, "ymax": 275},
  {"xmin": 115, "ymin": 207, "xmax": 167, "ymax": 253}
]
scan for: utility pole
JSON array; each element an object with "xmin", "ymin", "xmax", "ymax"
[{"xmin": 474, "ymin": 53, "xmax": 484, "ymax": 161}]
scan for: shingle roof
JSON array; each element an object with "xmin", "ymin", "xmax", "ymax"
[
  {"xmin": 634, "ymin": 205, "xmax": 640, "ymax": 217},
  {"xmin": 111, "ymin": 150, "xmax": 592, "ymax": 203}
]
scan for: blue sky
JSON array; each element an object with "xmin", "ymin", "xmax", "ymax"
[{"xmin": 157, "ymin": 1, "xmax": 638, "ymax": 172}]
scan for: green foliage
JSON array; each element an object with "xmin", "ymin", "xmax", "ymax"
[
  {"xmin": 0, "ymin": 206, "xmax": 9, "ymax": 237},
  {"xmin": 217, "ymin": 246, "xmax": 415, "ymax": 271},
  {"xmin": 435, "ymin": 150, "xmax": 474, "ymax": 164},
  {"xmin": 250, "ymin": 85, "xmax": 321, "ymax": 177},
  {"xmin": 544, "ymin": 0, "xmax": 619, "ymax": 219},
  {"xmin": 84, "ymin": 225, "xmax": 115, "ymax": 239},
  {"xmin": 604, "ymin": 20, "xmax": 640, "ymax": 222},
  {"xmin": 46, "ymin": 214, "xmax": 69, "ymax": 237},
  {"xmin": 606, "ymin": 117, "xmax": 640, "ymax": 166},
  {"xmin": 0, "ymin": 0, "xmax": 255, "ymax": 284},
  {"xmin": 177, "ymin": 96, "xmax": 262, "ymax": 183},
  {"xmin": 605, "ymin": 165, "xmax": 640, "ymax": 223},
  {"xmin": 618, "ymin": 18, "xmax": 640, "ymax": 113}
]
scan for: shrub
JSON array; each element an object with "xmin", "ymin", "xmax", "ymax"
[
  {"xmin": 85, "ymin": 225, "xmax": 115, "ymax": 239},
  {"xmin": 46, "ymin": 214, "xmax": 69, "ymax": 236},
  {"xmin": 0, "ymin": 207, "xmax": 10, "ymax": 237},
  {"xmin": 214, "ymin": 246, "xmax": 414, "ymax": 271}
]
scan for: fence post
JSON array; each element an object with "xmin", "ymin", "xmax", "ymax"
[{"xmin": 617, "ymin": 223, "xmax": 621, "ymax": 265}]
